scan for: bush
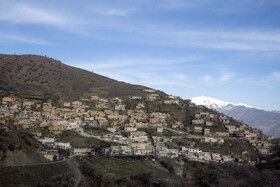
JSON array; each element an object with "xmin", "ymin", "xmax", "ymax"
[{"xmin": 8, "ymin": 144, "xmax": 15, "ymax": 151}]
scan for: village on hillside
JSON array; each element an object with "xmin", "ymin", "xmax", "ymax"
[{"xmin": 0, "ymin": 89, "xmax": 275, "ymax": 165}]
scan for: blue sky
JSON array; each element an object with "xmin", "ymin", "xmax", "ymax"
[{"xmin": 1, "ymin": 0, "xmax": 280, "ymax": 110}]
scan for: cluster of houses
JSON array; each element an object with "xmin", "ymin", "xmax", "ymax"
[
  {"xmin": 0, "ymin": 92, "xmax": 275, "ymax": 163},
  {"xmin": 190, "ymin": 111, "xmax": 274, "ymax": 156}
]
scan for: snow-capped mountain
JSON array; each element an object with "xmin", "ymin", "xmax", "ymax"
[
  {"xmin": 191, "ymin": 96, "xmax": 254, "ymax": 109},
  {"xmin": 190, "ymin": 96, "xmax": 280, "ymax": 137}
]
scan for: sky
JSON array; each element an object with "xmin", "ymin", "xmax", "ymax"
[{"xmin": 0, "ymin": 0, "xmax": 280, "ymax": 110}]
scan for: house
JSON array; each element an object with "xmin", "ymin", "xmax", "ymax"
[
  {"xmin": 192, "ymin": 119, "xmax": 204, "ymax": 125},
  {"xmin": 189, "ymin": 148, "xmax": 202, "ymax": 154},
  {"xmin": 2, "ymin": 96, "xmax": 17, "ymax": 103},
  {"xmin": 257, "ymin": 148, "xmax": 269, "ymax": 155},
  {"xmin": 42, "ymin": 149, "xmax": 59, "ymax": 161},
  {"xmin": 209, "ymin": 114, "xmax": 218, "ymax": 119},
  {"xmin": 54, "ymin": 142, "xmax": 71, "ymax": 150},
  {"xmin": 111, "ymin": 97, "xmax": 122, "ymax": 103},
  {"xmin": 222, "ymin": 119, "xmax": 230, "ymax": 124},
  {"xmin": 73, "ymin": 148, "xmax": 95, "ymax": 156},
  {"xmin": 181, "ymin": 146, "xmax": 189, "ymax": 152},
  {"xmin": 115, "ymin": 105, "xmax": 126, "ymax": 111},
  {"xmin": 144, "ymin": 89, "xmax": 155, "ymax": 93},
  {"xmin": 172, "ymin": 121, "xmax": 183, "ymax": 129},
  {"xmin": 136, "ymin": 103, "xmax": 145, "ymax": 109},
  {"xmin": 106, "ymin": 146, "xmax": 132, "ymax": 156},
  {"xmin": 202, "ymin": 137, "xmax": 224, "ymax": 144},
  {"xmin": 38, "ymin": 137, "xmax": 55, "ymax": 144},
  {"xmin": 205, "ymin": 121, "xmax": 214, "ymax": 126},
  {"xmin": 212, "ymin": 153, "xmax": 222, "ymax": 162},
  {"xmin": 124, "ymin": 125, "xmax": 137, "ymax": 132},
  {"xmin": 222, "ymin": 155, "xmax": 234, "ymax": 162},
  {"xmin": 204, "ymin": 128, "xmax": 210, "ymax": 135},
  {"xmin": 72, "ymin": 101, "xmax": 82, "ymax": 109},
  {"xmin": 198, "ymin": 152, "xmax": 212, "ymax": 161},
  {"xmin": 193, "ymin": 126, "xmax": 203, "ymax": 133},
  {"xmin": 150, "ymin": 112, "xmax": 170, "ymax": 119},
  {"xmin": 230, "ymin": 133, "xmax": 244, "ymax": 139},
  {"xmin": 214, "ymin": 132, "xmax": 230, "ymax": 137},
  {"xmin": 63, "ymin": 102, "xmax": 71, "ymax": 107},
  {"xmin": 157, "ymin": 127, "xmax": 163, "ymax": 133},
  {"xmin": 168, "ymin": 95, "xmax": 180, "ymax": 99},
  {"xmin": 91, "ymin": 96, "xmax": 99, "ymax": 101},
  {"xmin": 152, "ymin": 136, "xmax": 163, "ymax": 143},
  {"xmin": 32, "ymin": 132, "xmax": 42, "ymax": 139},
  {"xmin": 107, "ymin": 127, "xmax": 118, "ymax": 133},
  {"xmin": 147, "ymin": 95, "xmax": 157, "ymax": 101},
  {"xmin": 131, "ymin": 96, "xmax": 142, "ymax": 100},
  {"xmin": 129, "ymin": 131, "xmax": 149, "ymax": 142},
  {"xmin": 225, "ymin": 125, "xmax": 240, "ymax": 132},
  {"xmin": 135, "ymin": 122, "xmax": 148, "ymax": 128}
]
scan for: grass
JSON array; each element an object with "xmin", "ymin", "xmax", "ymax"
[
  {"xmin": 40, "ymin": 127, "xmax": 55, "ymax": 137},
  {"xmin": 193, "ymin": 138, "xmax": 258, "ymax": 156},
  {"xmin": 56, "ymin": 130, "xmax": 104, "ymax": 148},
  {"xmin": 0, "ymin": 161, "xmax": 74, "ymax": 186},
  {"xmin": 163, "ymin": 129, "xmax": 181, "ymax": 136},
  {"xmin": 83, "ymin": 126, "xmax": 110, "ymax": 136},
  {"xmin": 86, "ymin": 157, "xmax": 170, "ymax": 182}
]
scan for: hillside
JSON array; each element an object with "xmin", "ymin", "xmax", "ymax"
[
  {"xmin": 0, "ymin": 54, "xmax": 278, "ymax": 186},
  {"xmin": 0, "ymin": 128, "xmax": 47, "ymax": 166},
  {"xmin": 191, "ymin": 96, "xmax": 280, "ymax": 137},
  {"xmin": 0, "ymin": 54, "xmax": 152, "ymax": 104}
]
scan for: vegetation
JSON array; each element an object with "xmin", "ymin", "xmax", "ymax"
[
  {"xmin": 0, "ymin": 54, "xmax": 153, "ymax": 105},
  {"xmin": 82, "ymin": 156, "xmax": 171, "ymax": 185},
  {"xmin": 193, "ymin": 138, "xmax": 258, "ymax": 156},
  {"xmin": 0, "ymin": 128, "xmax": 46, "ymax": 166},
  {"xmin": 56, "ymin": 130, "xmax": 108, "ymax": 148},
  {"xmin": 0, "ymin": 161, "xmax": 75, "ymax": 186}
]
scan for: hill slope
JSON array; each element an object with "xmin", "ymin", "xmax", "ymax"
[
  {"xmin": 0, "ymin": 54, "xmax": 151, "ymax": 104},
  {"xmin": 191, "ymin": 96, "xmax": 280, "ymax": 137}
]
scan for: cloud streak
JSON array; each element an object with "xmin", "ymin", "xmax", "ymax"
[
  {"xmin": 0, "ymin": 1, "xmax": 66, "ymax": 26},
  {"xmin": 0, "ymin": 33, "xmax": 53, "ymax": 45}
]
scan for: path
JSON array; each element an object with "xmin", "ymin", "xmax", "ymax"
[{"xmin": 67, "ymin": 159, "xmax": 82, "ymax": 187}]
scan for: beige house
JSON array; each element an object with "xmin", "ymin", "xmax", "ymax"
[
  {"xmin": 73, "ymin": 148, "xmax": 95, "ymax": 156},
  {"xmin": 225, "ymin": 125, "xmax": 240, "ymax": 132},
  {"xmin": 194, "ymin": 126, "xmax": 203, "ymax": 132},
  {"xmin": 204, "ymin": 128, "xmax": 210, "ymax": 135},
  {"xmin": 136, "ymin": 103, "xmax": 145, "ymax": 109},
  {"xmin": 192, "ymin": 119, "xmax": 204, "ymax": 125},
  {"xmin": 205, "ymin": 121, "xmax": 214, "ymax": 126},
  {"xmin": 202, "ymin": 137, "xmax": 224, "ymax": 144}
]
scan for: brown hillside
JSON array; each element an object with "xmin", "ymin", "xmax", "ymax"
[{"xmin": 0, "ymin": 54, "xmax": 151, "ymax": 103}]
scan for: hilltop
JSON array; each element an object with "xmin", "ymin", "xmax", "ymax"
[{"xmin": 0, "ymin": 54, "xmax": 152, "ymax": 105}]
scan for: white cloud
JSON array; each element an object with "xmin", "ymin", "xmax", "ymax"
[
  {"xmin": 68, "ymin": 56, "xmax": 196, "ymax": 89},
  {"xmin": 174, "ymin": 74, "xmax": 188, "ymax": 81},
  {"xmin": 220, "ymin": 72, "xmax": 235, "ymax": 82},
  {"xmin": 202, "ymin": 75, "xmax": 212, "ymax": 82},
  {"xmin": 0, "ymin": 1, "xmax": 279, "ymax": 52},
  {"xmin": 156, "ymin": 29, "xmax": 280, "ymax": 51},
  {"xmin": 69, "ymin": 56, "xmax": 202, "ymax": 71},
  {"xmin": 0, "ymin": 2, "xmax": 66, "ymax": 26},
  {"xmin": 260, "ymin": 71, "xmax": 280, "ymax": 86},
  {"xmin": 94, "ymin": 8, "xmax": 134, "ymax": 16},
  {"xmin": 0, "ymin": 33, "xmax": 53, "ymax": 45}
]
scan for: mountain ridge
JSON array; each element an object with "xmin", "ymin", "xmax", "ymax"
[
  {"xmin": 191, "ymin": 96, "xmax": 280, "ymax": 137},
  {"xmin": 0, "ymin": 54, "xmax": 157, "ymax": 105}
]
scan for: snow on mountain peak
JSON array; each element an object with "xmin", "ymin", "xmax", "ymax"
[
  {"xmin": 190, "ymin": 96, "xmax": 230, "ymax": 109},
  {"xmin": 190, "ymin": 96, "xmax": 255, "ymax": 109}
]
